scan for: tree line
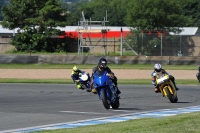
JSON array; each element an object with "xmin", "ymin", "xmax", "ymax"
[{"xmin": 0, "ymin": 0, "xmax": 199, "ymax": 54}]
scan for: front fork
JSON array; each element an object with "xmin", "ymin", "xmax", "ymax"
[{"xmin": 161, "ymin": 84, "xmax": 175, "ymax": 97}]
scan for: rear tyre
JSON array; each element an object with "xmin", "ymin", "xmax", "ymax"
[{"xmin": 101, "ymin": 89, "xmax": 110, "ymax": 109}]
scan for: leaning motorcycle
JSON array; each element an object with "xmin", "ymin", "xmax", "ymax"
[
  {"xmin": 196, "ymin": 67, "xmax": 200, "ymax": 83},
  {"xmin": 155, "ymin": 72, "xmax": 178, "ymax": 103},
  {"xmin": 78, "ymin": 71, "xmax": 92, "ymax": 92},
  {"xmin": 93, "ymin": 71, "xmax": 120, "ymax": 109}
]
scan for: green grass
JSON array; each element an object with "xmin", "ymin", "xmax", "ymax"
[
  {"xmin": 0, "ymin": 79, "xmax": 198, "ymax": 85},
  {"xmin": 0, "ymin": 64, "xmax": 198, "ymax": 70},
  {"xmin": 32, "ymin": 112, "xmax": 200, "ymax": 133}
]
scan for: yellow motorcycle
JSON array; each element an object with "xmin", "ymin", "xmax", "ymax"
[{"xmin": 155, "ymin": 72, "xmax": 178, "ymax": 103}]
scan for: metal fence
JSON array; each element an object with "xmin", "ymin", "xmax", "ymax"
[
  {"xmin": 1, "ymin": 32, "xmax": 200, "ymax": 57},
  {"xmin": 123, "ymin": 32, "xmax": 200, "ymax": 57},
  {"xmin": 79, "ymin": 32, "xmax": 200, "ymax": 57}
]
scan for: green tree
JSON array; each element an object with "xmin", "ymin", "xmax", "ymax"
[
  {"xmin": 0, "ymin": 0, "xmax": 6, "ymax": 20},
  {"xmin": 1, "ymin": 0, "xmax": 68, "ymax": 52},
  {"xmin": 68, "ymin": 0, "xmax": 129, "ymax": 26},
  {"xmin": 180, "ymin": 0, "xmax": 200, "ymax": 28},
  {"xmin": 126, "ymin": 0, "xmax": 190, "ymax": 31},
  {"xmin": 125, "ymin": 0, "xmax": 191, "ymax": 56}
]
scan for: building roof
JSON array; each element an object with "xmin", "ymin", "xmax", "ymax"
[
  {"xmin": 0, "ymin": 25, "xmax": 198, "ymax": 36},
  {"xmin": 169, "ymin": 27, "xmax": 198, "ymax": 36}
]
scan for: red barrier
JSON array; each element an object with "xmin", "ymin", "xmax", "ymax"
[{"xmin": 60, "ymin": 31, "xmax": 130, "ymax": 39}]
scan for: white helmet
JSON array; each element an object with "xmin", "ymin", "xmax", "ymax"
[{"xmin": 154, "ymin": 63, "xmax": 162, "ymax": 72}]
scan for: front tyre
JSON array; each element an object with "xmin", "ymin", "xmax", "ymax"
[
  {"xmin": 101, "ymin": 89, "xmax": 110, "ymax": 109},
  {"xmin": 111, "ymin": 98, "xmax": 120, "ymax": 109},
  {"xmin": 163, "ymin": 87, "xmax": 174, "ymax": 103},
  {"xmin": 174, "ymin": 96, "xmax": 178, "ymax": 103}
]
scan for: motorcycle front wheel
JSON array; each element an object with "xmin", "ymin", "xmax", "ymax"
[
  {"xmin": 163, "ymin": 87, "xmax": 177, "ymax": 103},
  {"xmin": 174, "ymin": 96, "xmax": 178, "ymax": 103},
  {"xmin": 101, "ymin": 89, "xmax": 111, "ymax": 109},
  {"xmin": 111, "ymin": 98, "xmax": 120, "ymax": 109}
]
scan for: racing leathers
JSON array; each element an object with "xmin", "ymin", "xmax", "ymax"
[
  {"xmin": 91, "ymin": 66, "xmax": 121, "ymax": 95},
  {"xmin": 151, "ymin": 69, "xmax": 179, "ymax": 93},
  {"xmin": 71, "ymin": 69, "xmax": 83, "ymax": 89}
]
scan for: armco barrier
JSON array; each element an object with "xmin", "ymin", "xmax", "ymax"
[{"xmin": 0, "ymin": 55, "xmax": 199, "ymax": 65}]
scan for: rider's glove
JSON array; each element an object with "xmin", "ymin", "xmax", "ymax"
[
  {"xmin": 152, "ymin": 72, "xmax": 157, "ymax": 76},
  {"xmin": 75, "ymin": 80, "xmax": 80, "ymax": 83},
  {"xmin": 109, "ymin": 73, "xmax": 114, "ymax": 78}
]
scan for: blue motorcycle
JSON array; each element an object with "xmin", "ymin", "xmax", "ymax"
[
  {"xmin": 79, "ymin": 71, "xmax": 92, "ymax": 92},
  {"xmin": 93, "ymin": 71, "xmax": 120, "ymax": 109}
]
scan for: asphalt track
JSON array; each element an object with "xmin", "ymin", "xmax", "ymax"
[{"xmin": 0, "ymin": 83, "xmax": 199, "ymax": 132}]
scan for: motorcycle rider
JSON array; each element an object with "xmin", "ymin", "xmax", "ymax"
[
  {"xmin": 91, "ymin": 58, "xmax": 121, "ymax": 95},
  {"xmin": 151, "ymin": 63, "xmax": 179, "ymax": 93},
  {"xmin": 196, "ymin": 66, "xmax": 200, "ymax": 83},
  {"xmin": 71, "ymin": 66, "xmax": 89, "ymax": 89}
]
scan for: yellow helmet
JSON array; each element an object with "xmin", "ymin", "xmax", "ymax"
[{"xmin": 73, "ymin": 66, "xmax": 79, "ymax": 72}]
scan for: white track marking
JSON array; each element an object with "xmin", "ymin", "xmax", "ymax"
[{"xmin": 59, "ymin": 111, "xmax": 111, "ymax": 114}]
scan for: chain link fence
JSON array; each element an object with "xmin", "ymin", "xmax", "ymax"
[
  {"xmin": 123, "ymin": 32, "xmax": 200, "ymax": 57},
  {"xmin": 1, "ymin": 30, "xmax": 200, "ymax": 57}
]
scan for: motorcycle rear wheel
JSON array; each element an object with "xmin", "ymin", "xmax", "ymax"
[{"xmin": 101, "ymin": 89, "xmax": 111, "ymax": 109}]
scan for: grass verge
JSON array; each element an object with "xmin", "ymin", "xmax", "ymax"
[
  {"xmin": 33, "ymin": 112, "xmax": 200, "ymax": 133},
  {"xmin": 0, "ymin": 79, "xmax": 198, "ymax": 85},
  {"xmin": 0, "ymin": 64, "xmax": 199, "ymax": 70}
]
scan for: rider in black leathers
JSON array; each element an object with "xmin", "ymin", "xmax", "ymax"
[{"xmin": 91, "ymin": 58, "xmax": 121, "ymax": 95}]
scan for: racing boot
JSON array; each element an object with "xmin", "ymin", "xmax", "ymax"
[
  {"xmin": 90, "ymin": 83, "xmax": 97, "ymax": 94},
  {"xmin": 91, "ymin": 88, "xmax": 97, "ymax": 94},
  {"xmin": 115, "ymin": 86, "xmax": 121, "ymax": 94},
  {"xmin": 175, "ymin": 87, "xmax": 179, "ymax": 91},
  {"xmin": 170, "ymin": 77, "xmax": 179, "ymax": 91},
  {"xmin": 77, "ymin": 84, "xmax": 83, "ymax": 90},
  {"xmin": 116, "ymin": 86, "xmax": 121, "ymax": 99},
  {"xmin": 173, "ymin": 83, "xmax": 179, "ymax": 91}
]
